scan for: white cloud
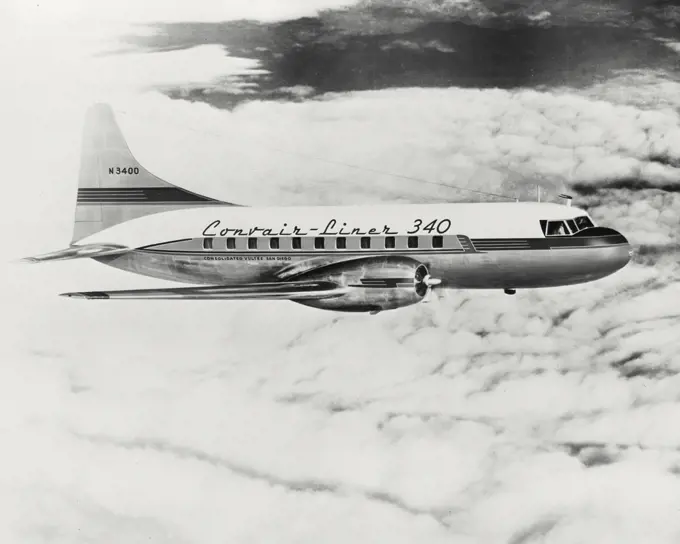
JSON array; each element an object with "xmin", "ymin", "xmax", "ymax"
[
  {"xmin": 100, "ymin": 83, "xmax": 680, "ymax": 213},
  {"xmin": 3, "ymin": 8, "xmax": 680, "ymax": 544},
  {"xmin": 577, "ymin": 189, "xmax": 680, "ymax": 252},
  {"xmin": 7, "ymin": 0, "xmax": 360, "ymax": 25}
]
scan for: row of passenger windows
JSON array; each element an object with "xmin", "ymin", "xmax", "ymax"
[{"xmin": 202, "ymin": 235, "xmax": 445, "ymax": 251}]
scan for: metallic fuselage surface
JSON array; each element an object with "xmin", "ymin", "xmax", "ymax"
[{"xmin": 97, "ymin": 233, "xmax": 631, "ymax": 290}]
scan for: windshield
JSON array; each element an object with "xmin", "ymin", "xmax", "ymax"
[
  {"xmin": 541, "ymin": 215, "xmax": 595, "ymax": 236},
  {"xmin": 574, "ymin": 216, "xmax": 594, "ymax": 231}
]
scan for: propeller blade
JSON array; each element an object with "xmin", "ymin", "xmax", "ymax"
[{"xmin": 421, "ymin": 275, "xmax": 441, "ymax": 303}]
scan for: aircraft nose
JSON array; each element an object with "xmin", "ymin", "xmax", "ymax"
[
  {"xmin": 579, "ymin": 227, "xmax": 632, "ymax": 274},
  {"xmin": 610, "ymin": 230, "xmax": 633, "ymax": 271}
]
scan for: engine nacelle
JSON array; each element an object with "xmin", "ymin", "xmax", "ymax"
[{"xmin": 293, "ymin": 256, "xmax": 433, "ymax": 313}]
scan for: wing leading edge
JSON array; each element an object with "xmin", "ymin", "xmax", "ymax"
[{"xmin": 60, "ymin": 281, "xmax": 345, "ymax": 300}]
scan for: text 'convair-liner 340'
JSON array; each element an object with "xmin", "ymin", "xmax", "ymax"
[{"xmin": 24, "ymin": 104, "xmax": 633, "ymax": 314}]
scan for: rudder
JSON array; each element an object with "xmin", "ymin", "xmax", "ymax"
[{"xmin": 72, "ymin": 104, "xmax": 235, "ymax": 243}]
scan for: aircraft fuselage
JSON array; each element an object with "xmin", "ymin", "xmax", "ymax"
[{"xmin": 91, "ymin": 203, "xmax": 631, "ymax": 291}]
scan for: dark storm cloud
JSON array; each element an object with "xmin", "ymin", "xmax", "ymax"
[
  {"xmin": 573, "ymin": 179, "xmax": 680, "ymax": 194},
  {"xmin": 347, "ymin": 0, "xmax": 680, "ymax": 34},
  {"xmin": 125, "ymin": 2, "xmax": 680, "ymax": 110}
]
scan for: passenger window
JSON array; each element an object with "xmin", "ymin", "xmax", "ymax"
[
  {"xmin": 546, "ymin": 221, "xmax": 568, "ymax": 236},
  {"xmin": 566, "ymin": 219, "xmax": 577, "ymax": 234},
  {"xmin": 361, "ymin": 237, "xmax": 371, "ymax": 249},
  {"xmin": 248, "ymin": 238, "xmax": 257, "ymax": 250},
  {"xmin": 226, "ymin": 238, "xmax": 235, "ymax": 249},
  {"xmin": 574, "ymin": 216, "xmax": 594, "ymax": 230},
  {"xmin": 270, "ymin": 238, "xmax": 279, "ymax": 250},
  {"xmin": 203, "ymin": 238, "xmax": 213, "ymax": 250},
  {"xmin": 336, "ymin": 237, "xmax": 346, "ymax": 249},
  {"xmin": 432, "ymin": 235, "xmax": 443, "ymax": 248},
  {"xmin": 407, "ymin": 236, "xmax": 418, "ymax": 249},
  {"xmin": 314, "ymin": 237, "xmax": 325, "ymax": 250},
  {"xmin": 385, "ymin": 236, "xmax": 395, "ymax": 249},
  {"xmin": 292, "ymin": 237, "xmax": 301, "ymax": 249}
]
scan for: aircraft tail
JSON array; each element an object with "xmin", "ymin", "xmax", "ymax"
[{"xmin": 72, "ymin": 103, "xmax": 236, "ymax": 243}]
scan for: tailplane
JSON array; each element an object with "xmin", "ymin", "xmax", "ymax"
[
  {"xmin": 72, "ymin": 103, "xmax": 237, "ymax": 243},
  {"xmin": 20, "ymin": 243, "xmax": 130, "ymax": 264}
]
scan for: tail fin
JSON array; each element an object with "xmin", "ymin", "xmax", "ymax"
[{"xmin": 72, "ymin": 103, "xmax": 237, "ymax": 243}]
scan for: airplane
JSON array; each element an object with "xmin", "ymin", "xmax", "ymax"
[{"xmin": 23, "ymin": 104, "xmax": 632, "ymax": 314}]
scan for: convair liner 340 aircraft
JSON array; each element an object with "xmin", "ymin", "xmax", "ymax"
[{"xmin": 24, "ymin": 104, "xmax": 632, "ymax": 314}]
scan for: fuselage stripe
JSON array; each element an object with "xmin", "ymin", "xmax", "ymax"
[
  {"xmin": 77, "ymin": 187, "xmax": 221, "ymax": 203},
  {"xmin": 136, "ymin": 243, "xmax": 626, "ymax": 257},
  {"xmin": 77, "ymin": 201, "xmax": 223, "ymax": 204}
]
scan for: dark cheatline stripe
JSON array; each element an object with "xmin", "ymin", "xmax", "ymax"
[
  {"xmin": 547, "ymin": 234, "xmax": 628, "ymax": 249},
  {"xmin": 470, "ymin": 235, "xmax": 628, "ymax": 250},
  {"xmin": 77, "ymin": 187, "xmax": 222, "ymax": 204},
  {"xmin": 472, "ymin": 241, "xmax": 532, "ymax": 249},
  {"xmin": 471, "ymin": 238, "xmax": 548, "ymax": 250}
]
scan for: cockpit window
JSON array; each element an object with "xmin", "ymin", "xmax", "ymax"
[
  {"xmin": 574, "ymin": 216, "xmax": 594, "ymax": 231},
  {"xmin": 541, "ymin": 215, "xmax": 595, "ymax": 237},
  {"xmin": 546, "ymin": 221, "xmax": 568, "ymax": 236}
]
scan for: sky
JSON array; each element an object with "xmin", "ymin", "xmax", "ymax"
[{"xmin": 2, "ymin": 0, "xmax": 680, "ymax": 543}]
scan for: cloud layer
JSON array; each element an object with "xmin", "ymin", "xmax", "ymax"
[
  {"xmin": 114, "ymin": 81, "xmax": 680, "ymax": 228},
  {"xmin": 3, "ymin": 4, "xmax": 680, "ymax": 544}
]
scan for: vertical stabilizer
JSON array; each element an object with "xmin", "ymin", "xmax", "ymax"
[{"xmin": 72, "ymin": 104, "xmax": 236, "ymax": 243}]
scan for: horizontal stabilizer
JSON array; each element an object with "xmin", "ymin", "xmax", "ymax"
[
  {"xmin": 21, "ymin": 244, "xmax": 129, "ymax": 263},
  {"xmin": 60, "ymin": 281, "xmax": 345, "ymax": 301}
]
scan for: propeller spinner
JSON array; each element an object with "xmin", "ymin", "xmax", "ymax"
[{"xmin": 415, "ymin": 267, "xmax": 442, "ymax": 303}]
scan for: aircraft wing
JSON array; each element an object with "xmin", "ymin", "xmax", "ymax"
[{"xmin": 60, "ymin": 281, "xmax": 345, "ymax": 301}]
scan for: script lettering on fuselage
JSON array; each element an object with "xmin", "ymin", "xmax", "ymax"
[{"xmin": 201, "ymin": 218, "xmax": 451, "ymax": 237}]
